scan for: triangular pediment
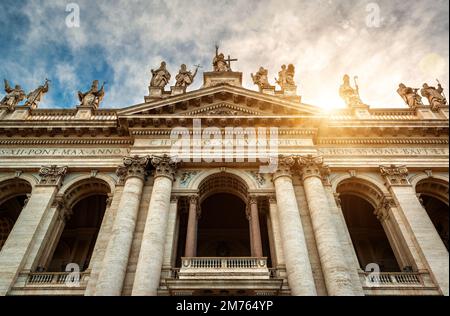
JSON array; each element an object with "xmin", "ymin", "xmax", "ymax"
[{"xmin": 118, "ymin": 84, "xmax": 322, "ymax": 117}]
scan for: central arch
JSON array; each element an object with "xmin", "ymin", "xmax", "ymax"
[{"xmin": 198, "ymin": 173, "xmax": 251, "ymax": 257}]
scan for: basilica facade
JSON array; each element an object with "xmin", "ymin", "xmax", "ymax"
[{"xmin": 0, "ymin": 53, "xmax": 448, "ymax": 296}]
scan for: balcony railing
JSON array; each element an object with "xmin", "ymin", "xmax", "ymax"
[
  {"xmin": 26, "ymin": 271, "xmax": 90, "ymax": 286},
  {"xmin": 178, "ymin": 257, "xmax": 270, "ymax": 280},
  {"xmin": 360, "ymin": 272, "xmax": 423, "ymax": 287},
  {"xmin": 182, "ymin": 257, "xmax": 267, "ymax": 269}
]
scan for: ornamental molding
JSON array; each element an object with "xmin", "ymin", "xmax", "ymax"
[
  {"xmin": 0, "ymin": 139, "xmax": 132, "ymax": 145},
  {"xmin": 38, "ymin": 165, "xmax": 68, "ymax": 187},
  {"xmin": 380, "ymin": 165, "xmax": 410, "ymax": 186},
  {"xmin": 116, "ymin": 155, "xmax": 150, "ymax": 182},
  {"xmin": 151, "ymin": 154, "xmax": 179, "ymax": 181}
]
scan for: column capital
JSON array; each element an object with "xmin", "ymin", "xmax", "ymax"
[
  {"xmin": 273, "ymin": 155, "xmax": 296, "ymax": 181},
  {"xmin": 170, "ymin": 195, "xmax": 180, "ymax": 203},
  {"xmin": 268, "ymin": 195, "xmax": 277, "ymax": 204},
  {"xmin": 151, "ymin": 155, "xmax": 179, "ymax": 181},
  {"xmin": 52, "ymin": 195, "xmax": 72, "ymax": 222},
  {"xmin": 38, "ymin": 165, "xmax": 68, "ymax": 187},
  {"xmin": 374, "ymin": 196, "xmax": 396, "ymax": 222},
  {"xmin": 380, "ymin": 165, "xmax": 410, "ymax": 187},
  {"xmin": 116, "ymin": 155, "xmax": 150, "ymax": 182},
  {"xmin": 248, "ymin": 195, "xmax": 259, "ymax": 205},
  {"xmin": 297, "ymin": 155, "xmax": 326, "ymax": 181}
]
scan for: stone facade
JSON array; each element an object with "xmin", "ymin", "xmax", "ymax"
[{"xmin": 0, "ymin": 68, "xmax": 448, "ymax": 296}]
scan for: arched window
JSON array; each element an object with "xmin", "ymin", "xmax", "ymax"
[
  {"xmin": 0, "ymin": 179, "xmax": 32, "ymax": 251},
  {"xmin": 416, "ymin": 178, "xmax": 449, "ymax": 250},
  {"xmin": 42, "ymin": 179, "xmax": 110, "ymax": 272},
  {"xmin": 337, "ymin": 180, "xmax": 401, "ymax": 272}
]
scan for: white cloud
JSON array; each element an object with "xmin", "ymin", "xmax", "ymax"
[{"xmin": 11, "ymin": 0, "xmax": 450, "ymax": 109}]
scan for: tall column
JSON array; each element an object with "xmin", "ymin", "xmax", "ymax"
[
  {"xmin": 162, "ymin": 196, "xmax": 180, "ymax": 268},
  {"xmin": 298, "ymin": 155, "xmax": 355, "ymax": 296},
  {"xmin": 184, "ymin": 195, "xmax": 199, "ymax": 258},
  {"xmin": 272, "ymin": 156, "xmax": 316, "ymax": 296},
  {"xmin": 0, "ymin": 165, "xmax": 67, "ymax": 295},
  {"xmin": 268, "ymin": 196, "xmax": 285, "ymax": 267},
  {"xmin": 380, "ymin": 165, "xmax": 449, "ymax": 296},
  {"xmin": 95, "ymin": 156, "xmax": 149, "ymax": 296},
  {"xmin": 248, "ymin": 195, "xmax": 263, "ymax": 258},
  {"xmin": 132, "ymin": 155, "xmax": 178, "ymax": 296}
]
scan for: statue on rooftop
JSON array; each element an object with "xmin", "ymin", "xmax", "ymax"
[
  {"xmin": 150, "ymin": 61, "xmax": 171, "ymax": 89},
  {"xmin": 78, "ymin": 80, "xmax": 105, "ymax": 109},
  {"xmin": 25, "ymin": 79, "xmax": 50, "ymax": 109},
  {"xmin": 213, "ymin": 45, "xmax": 237, "ymax": 72},
  {"xmin": 339, "ymin": 74, "xmax": 363, "ymax": 107},
  {"xmin": 275, "ymin": 64, "xmax": 296, "ymax": 90},
  {"xmin": 397, "ymin": 83, "xmax": 423, "ymax": 109},
  {"xmin": 421, "ymin": 81, "xmax": 447, "ymax": 111},
  {"xmin": 175, "ymin": 64, "xmax": 199, "ymax": 87},
  {"xmin": 0, "ymin": 79, "xmax": 26, "ymax": 111},
  {"xmin": 251, "ymin": 67, "xmax": 271, "ymax": 91}
]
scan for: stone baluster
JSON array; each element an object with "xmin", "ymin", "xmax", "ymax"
[
  {"xmin": 272, "ymin": 156, "xmax": 316, "ymax": 296},
  {"xmin": 132, "ymin": 155, "xmax": 178, "ymax": 296},
  {"xmin": 94, "ymin": 156, "xmax": 149, "ymax": 296}
]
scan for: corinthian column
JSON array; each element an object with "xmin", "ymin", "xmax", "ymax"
[
  {"xmin": 0, "ymin": 166, "xmax": 67, "ymax": 295},
  {"xmin": 184, "ymin": 195, "xmax": 199, "ymax": 258},
  {"xmin": 272, "ymin": 156, "xmax": 316, "ymax": 296},
  {"xmin": 298, "ymin": 155, "xmax": 355, "ymax": 296},
  {"xmin": 132, "ymin": 155, "xmax": 178, "ymax": 296},
  {"xmin": 95, "ymin": 156, "xmax": 149, "ymax": 296},
  {"xmin": 380, "ymin": 165, "xmax": 449, "ymax": 296}
]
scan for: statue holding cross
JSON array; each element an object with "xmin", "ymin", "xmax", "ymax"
[{"xmin": 213, "ymin": 45, "xmax": 237, "ymax": 72}]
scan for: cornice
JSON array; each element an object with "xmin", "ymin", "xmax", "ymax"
[{"xmin": 0, "ymin": 138, "xmax": 133, "ymax": 145}]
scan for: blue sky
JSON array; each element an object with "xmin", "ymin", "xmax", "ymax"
[{"xmin": 0, "ymin": 0, "xmax": 448, "ymax": 109}]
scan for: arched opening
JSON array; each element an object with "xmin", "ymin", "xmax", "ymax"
[
  {"xmin": 0, "ymin": 179, "xmax": 32, "ymax": 251},
  {"xmin": 175, "ymin": 172, "xmax": 272, "ymax": 266},
  {"xmin": 197, "ymin": 193, "xmax": 250, "ymax": 257},
  {"xmin": 44, "ymin": 179, "xmax": 110, "ymax": 272},
  {"xmin": 416, "ymin": 179, "xmax": 449, "ymax": 251},
  {"xmin": 337, "ymin": 180, "xmax": 401, "ymax": 272}
]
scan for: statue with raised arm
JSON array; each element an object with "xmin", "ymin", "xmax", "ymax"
[
  {"xmin": 339, "ymin": 74, "xmax": 363, "ymax": 107},
  {"xmin": 175, "ymin": 64, "xmax": 199, "ymax": 87},
  {"xmin": 25, "ymin": 79, "xmax": 50, "ymax": 109},
  {"xmin": 275, "ymin": 65, "xmax": 287, "ymax": 90},
  {"xmin": 1, "ymin": 79, "xmax": 26, "ymax": 111},
  {"xmin": 397, "ymin": 83, "xmax": 423, "ymax": 109},
  {"xmin": 78, "ymin": 80, "xmax": 105, "ymax": 109},
  {"xmin": 150, "ymin": 61, "xmax": 171, "ymax": 88},
  {"xmin": 421, "ymin": 82, "xmax": 447, "ymax": 111},
  {"xmin": 251, "ymin": 67, "xmax": 271, "ymax": 91},
  {"xmin": 213, "ymin": 45, "xmax": 231, "ymax": 72}
]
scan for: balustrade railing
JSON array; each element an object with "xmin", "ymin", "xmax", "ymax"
[
  {"xmin": 181, "ymin": 257, "xmax": 267, "ymax": 269},
  {"xmin": 26, "ymin": 272, "xmax": 90, "ymax": 286},
  {"xmin": 360, "ymin": 272, "xmax": 423, "ymax": 286}
]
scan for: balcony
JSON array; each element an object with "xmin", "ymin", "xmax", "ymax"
[
  {"xmin": 9, "ymin": 271, "xmax": 90, "ymax": 296},
  {"xmin": 165, "ymin": 257, "xmax": 284, "ymax": 296},
  {"xmin": 359, "ymin": 271, "xmax": 441, "ymax": 296}
]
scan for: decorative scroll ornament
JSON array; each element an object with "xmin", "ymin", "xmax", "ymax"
[
  {"xmin": 374, "ymin": 196, "xmax": 396, "ymax": 222},
  {"xmin": 297, "ymin": 155, "xmax": 324, "ymax": 179},
  {"xmin": 273, "ymin": 155, "xmax": 296, "ymax": 180},
  {"xmin": 116, "ymin": 155, "xmax": 150, "ymax": 182},
  {"xmin": 38, "ymin": 165, "xmax": 68, "ymax": 186},
  {"xmin": 380, "ymin": 165, "xmax": 409, "ymax": 186},
  {"xmin": 151, "ymin": 154, "xmax": 179, "ymax": 180},
  {"xmin": 52, "ymin": 195, "xmax": 72, "ymax": 222}
]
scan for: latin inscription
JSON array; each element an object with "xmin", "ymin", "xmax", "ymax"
[{"xmin": 0, "ymin": 148, "xmax": 130, "ymax": 157}]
